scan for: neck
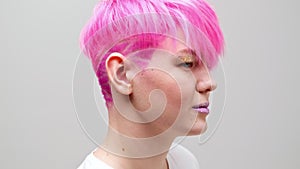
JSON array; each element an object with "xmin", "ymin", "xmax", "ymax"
[
  {"xmin": 94, "ymin": 105, "xmax": 179, "ymax": 169},
  {"xmin": 93, "ymin": 127, "xmax": 171, "ymax": 169},
  {"xmin": 94, "ymin": 145, "xmax": 169, "ymax": 169},
  {"xmin": 101, "ymin": 127, "xmax": 174, "ymax": 158}
]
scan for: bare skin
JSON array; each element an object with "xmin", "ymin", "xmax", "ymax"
[{"xmin": 93, "ymin": 35, "xmax": 216, "ymax": 169}]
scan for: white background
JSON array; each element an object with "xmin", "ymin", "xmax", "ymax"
[{"xmin": 1, "ymin": 0, "xmax": 299, "ymax": 168}]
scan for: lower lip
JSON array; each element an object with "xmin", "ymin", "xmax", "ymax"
[{"xmin": 193, "ymin": 107, "xmax": 210, "ymax": 114}]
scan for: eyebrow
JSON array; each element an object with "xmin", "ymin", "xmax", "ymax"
[{"xmin": 175, "ymin": 48, "xmax": 199, "ymax": 62}]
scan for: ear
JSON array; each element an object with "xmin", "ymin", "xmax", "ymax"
[{"xmin": 106, "ymin": 52, "xmax": 132, "ymax": 95}]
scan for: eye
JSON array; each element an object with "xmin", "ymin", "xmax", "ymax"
[{"xmin": 179, "ymin": 61, "xmax": 194, "ymax": 68}]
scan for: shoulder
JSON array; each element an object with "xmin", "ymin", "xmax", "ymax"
[
  {"xmin": 167, "ymin": 144, "xmax": 200, "ymax": 169},
  {"xmin": 77, "ymin": 149, "xmax": 113, "ymax": 169}
]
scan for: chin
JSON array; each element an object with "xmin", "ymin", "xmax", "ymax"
[{"xmin": 187, "ymin": 120, "xmax": 207, "ymax": 136}]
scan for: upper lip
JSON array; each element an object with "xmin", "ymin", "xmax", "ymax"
[{"xmin": 192, "ymin": 102, "xmax": 209, "ymax": 109}]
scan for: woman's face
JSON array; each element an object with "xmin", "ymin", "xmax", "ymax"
[{"xmin": 127, "ymin": 36, "xmax": 217, "ymax": 137}]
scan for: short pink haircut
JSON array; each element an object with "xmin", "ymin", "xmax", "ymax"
[{"xmin": 80, "ymin": 0, "xmax": 224, "ymax": 107}]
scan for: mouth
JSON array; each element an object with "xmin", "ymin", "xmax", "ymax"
[{"xmin": 192, "ymin": 102, "xmax": 210, "ymax": 114}]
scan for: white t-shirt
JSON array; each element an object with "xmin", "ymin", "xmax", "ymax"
[{"xmin": 77, "ymin": 144, "xmax": 199, "ymax": 169}]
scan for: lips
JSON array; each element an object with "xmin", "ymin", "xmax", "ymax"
[{"xmin": 192, "ymin": 102, "xmax": 210, "ymax": 114}]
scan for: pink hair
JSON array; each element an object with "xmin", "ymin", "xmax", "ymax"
[{"xmin": 79, "ymin": 0, "xmax": 224, "ymax": 107}]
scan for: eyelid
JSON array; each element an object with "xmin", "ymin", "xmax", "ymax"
[
  {"xmin": 176, "ymin": 57, "xmax": 196, "ymax": 69},
  {"xmin": 177, "ymin": 54, "xmax": 194, "ymax": 62},
  {"xmin": 178, "ymin": 61, "xmax": 194, "ymax": 68}
]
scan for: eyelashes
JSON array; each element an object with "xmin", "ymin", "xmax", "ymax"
[
  {"xmin": 178, "ymin": 61, "xmax": 195, "ymax": 68},
  {"xmin": 176, "ymin": 54, "xmax": 198, "ymax": 69}
]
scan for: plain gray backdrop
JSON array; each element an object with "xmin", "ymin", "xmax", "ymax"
[{"xmin": 1, "ymin": 0, "xmax": 299, "ymax": 169}]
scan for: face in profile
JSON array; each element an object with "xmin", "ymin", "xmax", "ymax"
[{"xmin": 120, "ymin": 36, "xmax": 217, "ymax": 137}]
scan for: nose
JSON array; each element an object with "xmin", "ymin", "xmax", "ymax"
[{"xmin": 195, "ymin": 70, "xmax": 217, "ymax": 93}]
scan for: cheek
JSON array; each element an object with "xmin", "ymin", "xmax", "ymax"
[
  {"xmin": 130, "ymin": 69, "xmax": 199, "ymax": 135},
  {"xmin": 172, "ymin": 73, "xmax": 196, "ymax": 105},
  {"xmin": 181, "ymin": 81, "xmax": 196, "ymax": 104},
  {"xmin": 130, "ymin": 69, "xmax": 182, "ymax": 113}
]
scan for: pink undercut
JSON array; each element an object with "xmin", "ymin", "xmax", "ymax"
[{"xmin": 79, "ymin": 0, "xmax": 225, "ymax": 107}]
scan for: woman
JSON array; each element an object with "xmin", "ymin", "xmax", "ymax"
[{"xmin": 78, "ymin": 0, "xmax": 224, "ymax": 168}]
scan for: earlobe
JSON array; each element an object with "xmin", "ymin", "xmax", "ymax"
[{"xmin": 106, "ymin": 52, "xmax": 132, "ymax": 95}]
